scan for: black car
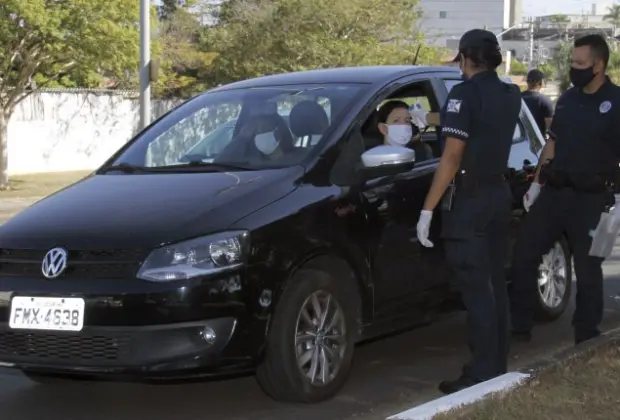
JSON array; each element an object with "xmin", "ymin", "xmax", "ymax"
[{"xmin": 0, "ymin": 66, "xmax": 572, "ymax": 403}]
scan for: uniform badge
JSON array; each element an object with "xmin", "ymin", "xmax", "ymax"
[
  {"xmin": 447, "ymin": 99, "xmax": 462, "ymax": 113},
  {"xmin": 600, "ymin": 100, "xmax": 612, "ymax": 114}
]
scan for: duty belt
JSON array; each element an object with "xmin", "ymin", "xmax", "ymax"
[
  {"xmin": 455, "ymin": 173, "xmax": 506, "ymax": 190},
  {"xmin": 545, "ymin": 170, "xmax": 615, "ymax": 194}
]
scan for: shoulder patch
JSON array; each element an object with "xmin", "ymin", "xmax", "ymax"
[
  {"xmin": 600, "ymin": 100, "xmax": 612, "ymax": 114},
  {"xmin": 447, "ymin": 99, "xmax": 462, "ymax": 113}
]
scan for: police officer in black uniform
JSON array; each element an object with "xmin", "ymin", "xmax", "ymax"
[
  {"xmin": 416, "ymin": 29, "xmax": 522, "ymax": 394},
  {"xmin": 511, "ymin": 34, "xmax": 620, "ymax": 345}
]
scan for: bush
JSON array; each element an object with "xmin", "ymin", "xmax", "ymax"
[{"xmin": 510, "ymin": 59, "xmax": 529, "ymax": 75}]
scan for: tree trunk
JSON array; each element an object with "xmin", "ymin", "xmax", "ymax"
[{"xmin": 0, "ymin": 111, "xmax": 9, "ymax": 189}]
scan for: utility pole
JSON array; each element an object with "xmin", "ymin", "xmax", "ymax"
[
  {"xmin": 528, "ymin": 17, "xmax": 535, "ymax": 69},
  {"xmin": 139, "ymin": 0, "xmax": 151, "ymax": 131}
]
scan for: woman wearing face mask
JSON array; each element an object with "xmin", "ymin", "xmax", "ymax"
[
  {"xmin": 376, "ymin": 100, "xmax": 433, "ymax": 161},
  {"xmin": 243, "ymin": 114, "xmax": 295, "ymax": 162}
]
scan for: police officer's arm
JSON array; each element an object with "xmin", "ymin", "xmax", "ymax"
[{"xmin": 423, "ymin": 87, "xmax": 471, "ymax": 211}]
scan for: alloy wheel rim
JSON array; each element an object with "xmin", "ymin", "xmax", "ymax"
[
  {"xmin": 538, "ymin": 242, "xmax": 568, "ymax": 309},
  {"xmin": 294, "ymin": 290, "xmax": 347, "ymax": 387}
]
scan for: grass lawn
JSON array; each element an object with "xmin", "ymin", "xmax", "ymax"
[
  {"xmin": 1, "ymin": 170, "xmax": 92, "ymax": 198},
  {"xmin": 435, "ymin": 344, "xmax": 620, "ymax": 420}
]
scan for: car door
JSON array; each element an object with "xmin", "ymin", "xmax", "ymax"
[{"xmin": 356, "ymin": 77, "xmax": 445, "ymax": 314}]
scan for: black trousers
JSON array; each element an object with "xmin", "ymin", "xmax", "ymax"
[
  {"xmin": 441, "ymin": 182, "xmax": 512, "ymax": 380},
  {"xmin": 510, "ymin": 186, "xmax": 608, "ymax": 343}
]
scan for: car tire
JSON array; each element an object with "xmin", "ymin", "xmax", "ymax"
[
  {"xmin": 256, "ymin": 267, "xmax": 360, "ymax": 403},
  {"xmin": 534, "ymin": 237, "xmax": 572, "ymax": 322}
]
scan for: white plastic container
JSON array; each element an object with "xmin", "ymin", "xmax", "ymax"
[{"xmin": 589, "ymin": 205, "xmax": 620, "ymax": 258}]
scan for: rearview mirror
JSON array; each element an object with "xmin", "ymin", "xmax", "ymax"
[{"xmin": 360, "ymin": 145, "xmax": 415, "ymax": 179}]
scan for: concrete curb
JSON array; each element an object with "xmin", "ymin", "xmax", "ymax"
[{"xmin": 385, "ymin": 328, "xmax": 620, "ymax": 420}]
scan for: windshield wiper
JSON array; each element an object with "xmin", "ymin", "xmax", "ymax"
[
  {"xmin": 149, "ymin": 161, "xmax": 253, "ymax": 172},
  {"xmin": 101, "ymin": 163, "xmax": 146, "ymax": 173}
]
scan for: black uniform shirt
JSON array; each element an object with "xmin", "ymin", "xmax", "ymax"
[
  {"xmin": 440, "ymin": 71, "xmax": 522, "ymax": 176},
  {"xmin": 522, "ymin": 90, "xmax": 554, "ymax": 136},
  {"xmin": 549, "ymin": 77, "xmax": 620, "ymax": 175}
]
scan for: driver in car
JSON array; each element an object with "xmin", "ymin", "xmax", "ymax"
[
  {"xmin": 238, "ymin": 114, "xmax": 297, "ymax": 163},
  {"xmin": 376, "ymin": 100, "xmax": 433, "ymax": 161}
]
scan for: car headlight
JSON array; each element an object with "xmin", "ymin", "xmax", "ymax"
[{"xmin": 137, "ymin": 231, "xmax": 250, "ymax": 282}]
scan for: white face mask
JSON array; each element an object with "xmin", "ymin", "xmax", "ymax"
[
  {"xmin": 254, "ymin": 132, "xmax": 279, "ymax": 155},
  {"xmin": 386, "ymin": 124, "xmax": 412, "ymax": 146}
]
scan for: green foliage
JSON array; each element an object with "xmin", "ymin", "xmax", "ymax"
[
  {"xmin": 550, "ymin": 41, "xmax": 574, "ymax": 93},
  {"xmin": 510, "ymin": 59, "xmax": 529, "ymax": 76},
  {"xmin": 153, "ymin": 5, "xmax": 215, "ymax": 98},
  {"xmin": 198, "ymin": 0, "xmax": 444, "ymax": 87},
  {"xmin": 158, "ymin": 0, "xmax": 198, "ymax": 20},
  {"xmin": 604, "ymin": 4, "xmax": 620, "ymax": 27},
  {"xmin": 537, "ymin": 63, "xmax": 556, "ymax": 80},
  {"xmin": 0, "ymin": 0, "xmax": 142, "ymax": 113}
]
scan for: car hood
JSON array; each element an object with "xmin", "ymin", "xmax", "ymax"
[{"xmin": 0, "ymin": 166, "xmax": 303, "ymax": 250}]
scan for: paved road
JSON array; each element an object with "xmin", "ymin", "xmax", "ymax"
[{"xmin": 1, "ymin": 246, "xmax": 620, "ymax": 420}]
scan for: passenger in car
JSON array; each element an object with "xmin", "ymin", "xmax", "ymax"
[{"xmin": 376, "ymin": 100, "xmax": 434, "ymax": 161}]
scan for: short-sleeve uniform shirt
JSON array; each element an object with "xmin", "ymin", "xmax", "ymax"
[
  {"xmin": 549, "ymin": 77, "xmax": 620, "ymax": 175},
  {"xmin": 522, "ymin": 90, "xmax": 554, "ymax": 136},
  {"xmin": 439, "ymin": 71, "xmax": 522, "ymax": 176}
]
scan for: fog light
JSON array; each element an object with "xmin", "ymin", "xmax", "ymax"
[{"xmin": 201, "ymin": 327, "xmax": 217, "ymax": 345}]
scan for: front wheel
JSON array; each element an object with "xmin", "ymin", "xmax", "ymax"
[
  {"xmin": 534, "ymin": 237, "xmax": 572, "ymax": 322},
  {"xmin": 256, "ymin": 267, "xmax": 359, "ymax": 403}
]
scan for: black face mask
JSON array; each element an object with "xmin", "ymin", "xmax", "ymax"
[{"xmin": 569, "ymin": 66, "xmax": 596, "ymax": 88}]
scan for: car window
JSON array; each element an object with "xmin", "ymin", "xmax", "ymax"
[
  {"xmin": 444, "ymin": 79, "xmax": 462, "ymax": 92},
  {"xmin": 116, "ymin": 83, "xmax": 364, "ymax": 170},
  {"xmin": 513, "ymin": 122, "xmax": 524, "ymax": 143},
  {"xmin": 508, "ymin": 110, "xmax": 543, "ymax": 171}
]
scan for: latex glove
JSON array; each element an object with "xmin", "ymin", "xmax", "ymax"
[
  {"xmin": 523, "ymin": 183, "xmax": 542, "ymax": 212},
  {"xmin": 416, "ymin": 210, "xmax": 434, "ymax": 248},
  {"xmin": 409, "ymin": 102, "xmax": 428, "ymax": 130}
]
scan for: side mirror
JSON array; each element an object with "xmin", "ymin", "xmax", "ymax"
[{"xmin": 360, "ymin": 145, "xmax": 416, "ymax": 179}]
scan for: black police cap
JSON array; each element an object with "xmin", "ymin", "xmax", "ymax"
[
  {"xmin": 526, "ymin": 69, "xmax": 545, "ymax": 84},
  {"xmin": 452, "ymin": 29, "xmax": 500, "ymax": 62}
]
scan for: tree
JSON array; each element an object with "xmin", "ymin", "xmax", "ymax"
[
  {"xmin": 158, "ymin": 0, "xmax": 197, "ymax": 20},
  {"xmin": 199, "ymin": 0, "xmax": 443, "ymax": 86},
  {"xmin": 153, "ymin": 0, "xmax": 216, "ymax": 99},
  {"xmin": 0, "ymin": 0, "xmax": 141, "ymax": 189},
  {"xmin": 604, "ymin": 4, "xmax": 620, "ymax": 29}
]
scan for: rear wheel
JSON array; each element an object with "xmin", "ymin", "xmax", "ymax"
[
  {"xmin": 534, "ymin": 237, "xmax": 572, "ymax": 322},
  {"xmin": 256, "ymin": 267, "xmax": 359, "ymax": 403}
]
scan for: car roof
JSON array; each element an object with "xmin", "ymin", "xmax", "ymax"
[{"xmin": 208, "ymin": 66, "xmax": 461, "ymax": 92}]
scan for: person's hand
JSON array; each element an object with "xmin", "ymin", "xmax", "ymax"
[
  {"xmin": 523, "ymin": 183, "xmax": 542, "ymax": 212},
  {"xmin": 409, "ymin": 103, "xmax": 428, "ymax": 130},
  {"xmin": 416, "ymin": 210, "xmax": 434, "ymax": 247}
]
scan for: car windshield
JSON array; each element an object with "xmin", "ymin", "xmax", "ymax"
[{"xmin": 110, "ymin": 83, "xmax": 365, "ymax": 171}]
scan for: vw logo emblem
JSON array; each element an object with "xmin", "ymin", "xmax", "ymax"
[{"xmin": 42, "ymin": 248, "xmax": 68, "ymax": 279}]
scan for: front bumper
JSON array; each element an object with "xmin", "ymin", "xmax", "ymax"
[{"xmin": 0, "ymin": 271, "xmax": 269, "ymax": 378}]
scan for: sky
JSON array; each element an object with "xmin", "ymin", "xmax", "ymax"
[{"xmin": 524, "ymin": 0, "xmax": 614, "ymax": 17}]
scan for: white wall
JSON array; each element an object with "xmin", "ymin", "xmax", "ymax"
[
  {"xmin": 419, "ymin": 0, "xmax": 511, "ymax": 47},
  {"xmin": 7, "ymin": 90, "xmax": 181, "ymax": 175}
]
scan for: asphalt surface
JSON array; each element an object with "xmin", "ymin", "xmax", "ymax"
[{"xmin": 1, "ymin": 244, "xmax": 620, "ymax": 420}]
